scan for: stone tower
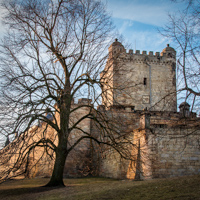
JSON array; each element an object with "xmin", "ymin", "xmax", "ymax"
[{"xmin": 101, "ymin": 39, "xmax": 177, "ymax": 112}]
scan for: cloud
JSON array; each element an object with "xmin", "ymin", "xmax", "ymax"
[
  {"xmin": 112, "ymin": 18, "xmax": 172, "ymax": 53},
  {"xmin": 102, "ymin": 0, "xmax": 182, "ymax": 53},
  {"xmin": 127, "ymin": 31, "xmax": 169, "ymax": 53},
  {"xmin": 104, "ymin": 0, "xmax": 186, "ymax": 27}
]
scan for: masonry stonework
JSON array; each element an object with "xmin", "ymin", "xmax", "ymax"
[
  {"xmin": 1, "ymin": 40, "xmax": 200, "ymax": 180},
  {"xmin": 97, "ymin": 110, "xmax": 200, "ymax": 180},
  {"xmin": 101, "ymin": 39, "xmax": 177, "ymax": 111},
  {"xmin": 98, "ymin": 39, "xmax": 200, "ymax": 180}
]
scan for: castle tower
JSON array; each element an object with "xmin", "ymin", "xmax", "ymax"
[
  {"xmin": 101, "ymin": 40, "xmax": 177, "ymax": 112},
  {"xmin": 179, "ymin": 102, "xmax": 190, "ymax": 117}
]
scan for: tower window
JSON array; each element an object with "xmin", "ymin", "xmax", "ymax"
[
  {"xmin": 131, "ymin": 106, "xmax": 135, "ymax": 111},
  {"xmin": 143, "ymin": 78, "xmax": 147, "ymax": 85}
]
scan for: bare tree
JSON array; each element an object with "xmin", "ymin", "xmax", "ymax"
[
  {"xmin": 161, "ymin": 0, "xmax": 200, "ymax": 113},
  {"xmin": 0, "ymin": 0, "xmax": 138, "ymax": 187}
]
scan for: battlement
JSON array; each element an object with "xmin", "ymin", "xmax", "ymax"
[
  {"xmin": 129, "ymin": 49, "xmax": 161, "ymax": 57},
  {"xmin": 108, "ymin": 39, "xmax": 176, "ymax": 63},
  {"xmin": 78, "ymin": 98, "xmax": 92, "ymax": 105},
  {"xmin": 127, "ymin": 46, "xmax": 175, "ymax": 57}
]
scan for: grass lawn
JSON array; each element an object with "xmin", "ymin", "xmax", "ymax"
[{"xmin": 0, "ymin": 175, "xmax": 199, "ymax": 200}]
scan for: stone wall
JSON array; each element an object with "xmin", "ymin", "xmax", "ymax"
[
  {"xmin": 0, "ymin": 99, "xmax": 95, "ymax": 179},
  {"xmin": 63, "ymin": 100, "xmax": 93, "ymax": 177},
  {"xmin": 149, "ymin": 126, "xmax": 200, "ymax": 178},
  {"xmin": 97, "ymin": 110, "xmax": 200, "ymax": 180},
  {"xmin": 0, "ymin": 122, "xmax": 56, "ymax": 179}
]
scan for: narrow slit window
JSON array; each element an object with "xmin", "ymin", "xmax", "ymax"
[
  {"xmin": 144, "ymin": 78, "xmax": 147, "ymax": 85},
  {"xmin": 131, "ymin": 106, "xmax": 135, "ymax": 111}
]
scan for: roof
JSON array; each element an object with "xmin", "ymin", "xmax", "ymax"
[
  {"xmin": 110, "ymin": 38, "xmax": 124, "ymax": 47},
  {"xmin": 179, "ymin": 102, "xmax": 190, "ymax": 108},
  {"xmin": 162, "ymin": 44, "xmax": 176, "ymax": 53}
]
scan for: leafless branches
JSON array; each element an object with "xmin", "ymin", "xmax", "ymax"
[
  {"xmin": 0, "ymin": 0, "xmax": 138, "ymax": 186},
  {"xmin": 161, "ymin": 1, "xmax": 200, "ymax": 113}
]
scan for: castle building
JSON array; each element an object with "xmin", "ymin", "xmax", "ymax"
[
  {"xmin": 97, "ymin": 40, "xmax": 200, "ymax": 179},
  {"xmin": 1, "ymin": 40, "xmax": 200, "ymax": 181}
]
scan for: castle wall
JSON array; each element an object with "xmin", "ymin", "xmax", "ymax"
[
  {"xmin": 149, "ymin": 126, "xmax": 200, "ymax": 178},
  {"xmin": 95, "ymin": 109, "xmax": 142, "ymax": 179},
  {"xmin": 63, "ymin": 100, "xmax": 93, "ymax": 177},
  {"xmin": 99, "ymin": 148, "xmax": 127, "ymax": 179},
  {"xmin": 1, "ymin": 40, "xmax": 199, "ymax": 182},
  {"xmin": 0, "ymin": 123, "xmax": 56, "ymax": 179},
  {"xmin": 97, "ymin": 110, "xmax": 200, "ymax": 180},
  {"xmin": 1, "ymin": 101, "xmax": 200, "ymax": 181},
  {"xmin": 101, "ymin": 63, "xmax": 114, "ymax": 108},
  {"xmin": 142, "ymin": 112, "xmax": 200, "ymax": 178},
  {"xmin": 0, "ymin": 99, "xmax": 94, "ymax": 179}
]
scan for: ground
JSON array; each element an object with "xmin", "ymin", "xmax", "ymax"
[{"xmin": 0, "ymin": 176, "xmax": 199, "ymax": 200}]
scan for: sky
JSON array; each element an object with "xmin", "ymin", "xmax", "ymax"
[
  {"xmin": 101, "ymin": 0, "xmax": 187, "ymax": 53},
  {"xmin": 0, "ymin": 0, "xmax": 187, "ymax": 53}
]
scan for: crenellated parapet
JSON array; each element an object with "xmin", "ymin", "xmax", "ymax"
[
  {"xmin": 108, "ymin": 39, "xmax": 176, "ymax": 65},
  {"xmin": 77, "ymin": 98, "xmax": 92, "ymax": 105}
]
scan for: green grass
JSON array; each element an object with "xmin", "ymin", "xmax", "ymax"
[{"xmin": 0, "ymin": 176, "xmax": 200, "ymax": 200}]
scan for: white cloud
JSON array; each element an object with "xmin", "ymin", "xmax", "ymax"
[
  {"xmin": 102, "ymin": 0, "xmax": 181, "ymax": 53},
  {"xmin": 113, "ymin": 21, "xmax": 172, "ymax": 53},
  {"xmin": 110, "ymin": 6, "xmax": 167, "ymax": 26},
  {"xmin": 118, "ymin": 20, "xmax": 132, "ymax": 34},
  {"xmin": 104, "ymin": 0, "xmax": 186, "ymax": 27},
  {"xmin": 127, "ymin": 31, "xmax": 170, "ymax": 53}
]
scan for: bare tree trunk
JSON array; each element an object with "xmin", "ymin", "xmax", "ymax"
[{"xmin": 45, "ymin": 142, "xmax": 67, "ymax": 187}]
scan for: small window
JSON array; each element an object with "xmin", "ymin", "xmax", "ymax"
[
  {"xmin": 143, "ymin": 78, "xmax": 147, "ymax": 85},
  {"xmin": 131, "ymin": 106, "xmax": 135, "ymax": 111}
]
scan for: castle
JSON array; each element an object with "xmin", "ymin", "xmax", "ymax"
[
  {"xmin": 1, "ymin": 40, "xmax": 200, "ymax": 180},
  {"xmin": 93, "ymin": 39, "xmax": 200, "ymax": 179}
]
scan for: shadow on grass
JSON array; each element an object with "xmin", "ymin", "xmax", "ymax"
[{"xmin": 0, "ymin": 185, "xmax": 71, "ymax": 198}]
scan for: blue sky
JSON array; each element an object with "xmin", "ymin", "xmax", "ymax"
[
  {"xmin": 103, "ymin": 0, "xmax": 187, "ymax": 53},
  {"xmin": 0, "ymin": 0, "xmax": 186, "ymax": 52}
]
